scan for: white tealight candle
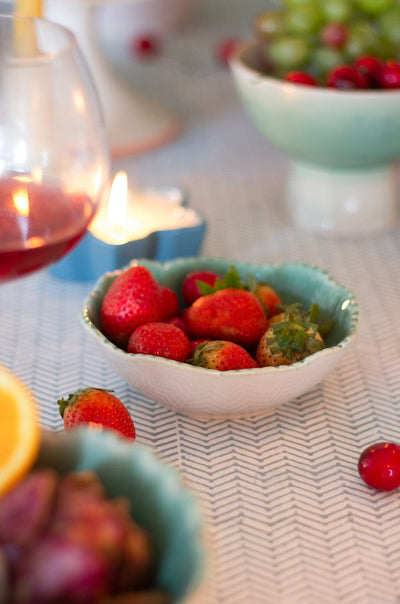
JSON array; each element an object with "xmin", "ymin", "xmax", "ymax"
[
  {"xmin": 50, "ymin": 170, "xmax": 206, "ymax": 282},
  {"xmin": 89, "ymin": 171, "xmax": 200, "ymax": 245}
]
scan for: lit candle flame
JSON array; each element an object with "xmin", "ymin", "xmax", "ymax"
[
  {"xmin": 107, "ymin": 171, "xmax": 128, "ymax": 233},
  {"xmin": 89, "ymin": 171, "xmax": 197, "ymax": 246}
]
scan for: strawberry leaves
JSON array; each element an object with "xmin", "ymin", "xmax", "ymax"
[
  {"xmin": 196, "ymin": 265, "xmax": 245, "ymax": 296},
  {"xmin": 58, "ymin": 388, "xmax": 114, "ymax": 417},
  {"xmin": 267, "ymin": 303, "xmax": 325, "ymax": 361},
  {"xmin": 57, "ymin": 388, "xmax": 136, "ymax": 440}
]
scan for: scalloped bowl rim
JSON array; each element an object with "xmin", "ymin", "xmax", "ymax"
[{"xmin": 81, "ymin": 257, "xmax": 359, "ymax": 378}]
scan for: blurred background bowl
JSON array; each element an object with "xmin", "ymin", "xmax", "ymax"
[
  {"xmin": 230, "ymin": 41, "xmax": 400, "ymax": 237},
  {"xmin": 81, "ymin": 257, "xmax": 359, "ymax": 420},
  {"xmin": 35, "ymin": 427, "xmax": 205, "ymax": 603},
  {"xmin": 96, "ymin": 0, "xmax": 202, "ymax": 51},
  {"xmin": 44, "ymin": 0, "xmax": 202, "ymax": 157}
]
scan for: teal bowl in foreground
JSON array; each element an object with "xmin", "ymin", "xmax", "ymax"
[{"xmin": 34, "ymin": 428, "xmax": 204, "ymax": 603}]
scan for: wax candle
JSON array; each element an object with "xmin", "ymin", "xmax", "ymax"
[
  {"xmin": 89, "ymin": 172, "xmax": 201, "ymax": 244},
  {"xmin": 50, "ymin": 172, "xmax": 206, "ymax": 282}
]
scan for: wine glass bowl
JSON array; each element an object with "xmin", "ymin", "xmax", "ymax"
[
  {"xmin": 0, "ymin": 14, "xmax": 109, "ymax": 281},
  {"xmin": 230, "ymin": 42, "xmax": 400, "ymax": 237}
]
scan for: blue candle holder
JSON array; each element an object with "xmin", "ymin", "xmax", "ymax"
[{"xmin": 49, "ymin": 186, "xmax": 206, "ymax": 282}]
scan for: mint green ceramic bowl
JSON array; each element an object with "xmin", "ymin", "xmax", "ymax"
[
  {"xmin": 81, "ymin": 257, "xmax": 358, "ymax": 420},
  {"xmin": 34, "ymin": 428, "xmax": 204, "ymax": 603},
  {"xmin": 230, "ymin": 42, "xmax": 400, "ymax": 236}
]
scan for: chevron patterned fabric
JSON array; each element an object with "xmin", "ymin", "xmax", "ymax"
[{"xmin": 2, "ymin": 1, "xmax": 400, "ymax": 603}]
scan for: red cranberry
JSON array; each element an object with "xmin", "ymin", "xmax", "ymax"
[
  {"xmin": 130, "ymin": 35, "xmax": 160, "ymax": 59},
  {"xmin": 320, "ymin": 22, "xmax": 348, "ymax": 48},
  {"xmin": 355, "ymin": 56, "xmax": 382, "ymax": 87},
  {"xmin": 284, "ymin": 71, "xmax": 317, "ymax": 86},
  {"xmin": 327, "ymin": 65, "xmax": 369, "ymax": 89},
  {"xmin": 358, "ymin": 442, "xmax": 400, "ymax": 491},
  {"xmin": 377, "ymin": 60, "xmax": 400, "ymax": 89}
]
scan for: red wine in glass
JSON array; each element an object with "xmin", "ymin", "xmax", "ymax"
[
  {"xmin": 0, "ymin": 15, "xmax": 109, "ymax": 282},
  {"xmin": 0, "ymin": 176, "xmax": 96, "ymax": 282}
]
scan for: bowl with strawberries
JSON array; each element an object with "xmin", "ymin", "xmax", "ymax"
[
  {"xmin": 229, "ymin": 0, "xmax": 400, "ymax": 237},
  {"xmin": 81, "ymin": 257, "xmax": 358, "ymax": 419}
]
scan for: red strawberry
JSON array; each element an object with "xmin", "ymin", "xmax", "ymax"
[
  {"xmin": 186, "ymin": 288, "xmax": 268, "ymax": 347},
  {"xmin": 166, "ymin": 315, "xmax": 191, "ymax": 336},
  {"xmin": 189, "ymin": 338, "xmax": 211, "ymax": 355},
  {"xmin": 253, "ymin": 283, "xmax": 282, "ymax": 317},
  {"xmin": 190, "ymin": 340, "xmax": 259, "ymax": 371},
  {"xmin": 181, "ymin": 270, "xmax": 221, "ymax": 306},
  {"xmin": 159, "ymin": 285, "xmax": 179, "ymax": 321},
  {"xmin": 58, "ymin": 388, "xmax": 136, "ymax": 440},
  {"xmin": 127, "ymin": 322, "xmax": 191, "ymax": 362},
  {"xmin": 100, "ymin": 265, "xmax": 163, "ymax": 349}
]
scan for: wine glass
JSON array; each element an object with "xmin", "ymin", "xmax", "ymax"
[{"xmin": 0, "ymin": 14, "xmax": 110, "ymax": 282}]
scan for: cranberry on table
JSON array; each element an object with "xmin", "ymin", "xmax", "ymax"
[{"xmin": 358, "ymin": 442, "xmax": 400, "ymax": 491}]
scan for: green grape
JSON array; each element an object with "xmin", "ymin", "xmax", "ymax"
[
  {"xmin": 344, "ymin": 21, "xmax": 378, "ymax": 59},
  {"xmin": 355, "ymin": 0, "xmax": 395, "ymax": 15},
  {"xmin": 284, "ymin": 5, "xmax": 323, "ymax": 36},
  {"xmin": 254, "ymin": 10, "xmax": 285, "ymax": 41},
  {"xmin": 370, "ymin": 37, "xmax": 397, "ymax": 59},
  {"xmin": 378, "ymin": 8, "xmax": 400, "ymax": 45},
  {"xmin": 280, "ymin": 0, "xmax": 318, "ymax": 7},
  {"xmin": 321, "ymin": 0, "xmax": 355, "ymax": 23},
  {"xmin": 253, "ymin": 0, "xmax": 400, "ymax": 84},
  {"xmin": 309, "ymin": 46, "xmax": 345, "ymax": 78},
  {"xmin": 268, "ymin": 35, "xmax": 311, "ymax": 69}
]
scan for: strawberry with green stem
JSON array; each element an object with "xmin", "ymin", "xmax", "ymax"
[
  {"xmin": 256, "ymin": 303, "xmax": 326, "ymax": 367},
  {"xmin": 186, "ymin": 265, "xmax": 268, "ymax": 348},
  {"xmin": 58, "ymin": 388, "xmax": 136, "ymax": 440},
  {"xmin": 181, "ymin": 269, "xmax": 222, "ymax": 306}
]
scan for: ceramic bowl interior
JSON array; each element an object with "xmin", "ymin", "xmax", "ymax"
[
  {"xmin": 230, "ymin": 42, "xmax": 400, "ymax": 169},
  {"xmin": 81, "ymin": 257, "xmax": 358, "ymax": 420},
  {"xmin": 34, "ymin": 428, "xmax": 204, "ymax": 603}
]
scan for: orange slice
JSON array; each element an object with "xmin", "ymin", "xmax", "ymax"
[{"xmin": 0, "ymin": 364, "xmax": 40, "ymax": 496}]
